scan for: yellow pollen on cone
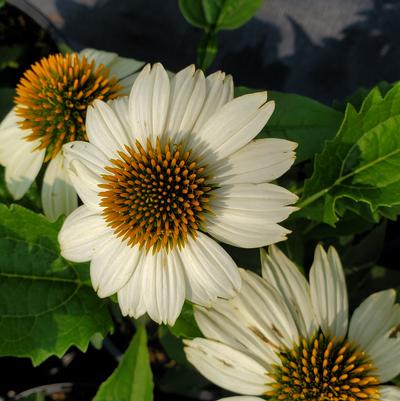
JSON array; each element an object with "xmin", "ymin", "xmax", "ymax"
[
  {"xmin": 15, "ymin": 52, "xmax": 122, "ymax": 161},
  {"xmin": 266, "ymin": 333, "xmax": 380, "ymax": 401},
  {"xmin": 99, "ymin": 138, "xmax": 212, "ymax": 252}
]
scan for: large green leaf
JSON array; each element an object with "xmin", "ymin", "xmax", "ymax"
[
  {"xmin": 235, "ymin": 87, "xmax": 343, "ymax": 163},
  {"xmin": 93, "ymin": 326, "xmax": 153, "ymax": 401},
  {"xmin": 179, "ymin": 0, "xmax": 262, "ymax": 31},
  {"xmin": 0, "ymin": 204, "xmax": 112, "ymax": 365},
  {"xmin": 297, "ymin": 83, "xmax": 400, "ymax": 225}
]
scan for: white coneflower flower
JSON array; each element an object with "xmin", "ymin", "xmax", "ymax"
[
  {"xmin": 185, "ymin": 245, "xmax": 400, "ymax": 401},
  {"xmin": 0, "ymin": 49, "xmax": 144, "ymax": 221},
  {"xmin": 58, "ymin": 62, "xmax": 298, "ymax": 325}
]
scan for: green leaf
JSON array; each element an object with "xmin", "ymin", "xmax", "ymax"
[
  {"xmin": 0, "ymin": 204, "xmax": 112, "ymax": 365},
  {"xmin": 236, "ymin": 86, "xmax": 344, "ymax": 163},
  {"xmin": 215, "ymin": 0, "xmax": 263, "ymax": 30},
  {"xmin": 297, "ymin": 83, "xmax": 400, "ymax": 225},
  {"xmin": 169, "ymin": 302, "xmax": 202, "ymax": 339},
  {"xmin": 0, "ymin": 87, "xmax": 14, "ymax": 120},
  {"xmin": 334, "ymin": 81, "xmax": 393, "ymax": 112},
  {"xmin": 179, "ymin": 0, "xmax": 208, "ymax": 29},
  {"xmin": 179, "ymin": 0, "xmax": 262, "ymax": 31},
  {"xmin": 93, "ymin": 326, "xmax": 153, "ymax": 401}
]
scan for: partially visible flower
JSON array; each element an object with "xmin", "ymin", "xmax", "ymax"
[
  {"xmin": 58, "ymin": 62, "xmax": 298, "ymax": 325},
  {"xmin": 0, "ymin": 48, "xmax": 144, "ymax": 220},
  {"xmin": 184, "ymin": 245, "xmax": 400, "ymax": 401}
]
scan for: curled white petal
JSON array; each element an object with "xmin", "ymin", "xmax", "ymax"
[{"xmin": 184, "ymin": 338, "xmax": 270, "ymax": 395}]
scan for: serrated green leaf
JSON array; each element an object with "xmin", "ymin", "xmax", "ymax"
[
  {"xmin": 169, "ymin": 302, "xmax": 202, "ymax": 339},
  {"xmin": 297, "ymin": 83, "xmax": 400, "ymax": 225},
  {"xmin": 179, "ymin": 0, "xmax": 262, "ymax": 31},
  {"xmin": 93, "ymin": 326, "xmax": 153, "ymax": 401},
  {"xmin": 0, "ymin": 204, "xmax": 112, "ymax": 365},
  {"xmin": 236, "ymin": 87, "xmax": 343, "ymax": 163},
  {"xmin": 334, "ymin": 81, "xmax": 393, "ymax": 112}
]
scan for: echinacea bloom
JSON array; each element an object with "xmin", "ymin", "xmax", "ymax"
[
  {"xmin": 184, "ymin": 245, "xmax": 400, "ymax": 401},
  {"xmin": 0, "ymin": 48, "xmax": 144, "ymax": 221},
  {"xmin": 58, "ymin": 62, "xmax": 298, "ymax": 325}
]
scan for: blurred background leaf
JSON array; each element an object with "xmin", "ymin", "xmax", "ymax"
[
  {"xmin": 236, "ymin": 86, "xmax": 344, "ymax": 163},
  {"xmin": 93, "ymin": 326, "xmax": 153, "ymax": 401}
]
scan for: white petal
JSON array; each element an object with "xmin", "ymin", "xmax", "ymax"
[
  {"xmin": 79, "ymin": 48, "xmax": 118, "ymax": 68},
  {"xmin": 63, "ymin": 140, "xmax": 109, "ymax": 175},
  {"xmin": 118, "ymin": 73, "xmax": 139, "ymax": 93},
  {"xmin": 348, "ymin": 289, "xmax": 397, "ymax": 351},
  {"xmin": 193, "ymin": 92, "xmax": 274, "ymax": 165},
  {"xmin": 41, "ymin": 153, "xmax": 78, "ymax": 221},
  {"xmin": 58, "ymin": 205, "xmax": 111, "ymax": 262},
  {"xmin": 107, "ymin": 55, "xmax": 144, "ymax": 82},
  {"xmin": 67, "ymin": 159, "xmax": 103, "ymax": 211},
  {"xmin": 261, "ymin": 246, "xmax": 318, "ymax": 338},
  {"xmin": 217, "ymin": 398, "xmax": 264, "ymax": 401},
  {"xmin": 141, "ymin": 249, "xmax": 186, "ymax": 325},
  {"xmin": 5, "ymin": 138, "xmax": 45, "ymax": 200},
  {"xmin": 128, "ymin": 63, "xmax": 170, "ymax": 144},
  {"xmin": 90, "ymin": 237, "xmax": 141, "ymax": 298},
  {"xmin": 194, "ymin": 301, "xmax": 280, "ymax": 368},
  {"xmin": 380, "ymin": 386, "xmax": 400, "ymax": 401},
  {"xmin": 192, "ymin": 70, "xmax": 233, "ymax": 133},
  {"xmin": 86, "ymin": 99, "xmax": 134, "ymax": 158},
  {"xmin": 236, "ymin": 269, "xmax": 299, "ymax": 349},
  {"xmin": 184, "ymin": 338, "xmax": 270, "ymax": 395},
  {"xmin": 0, "ymin": 107, "xmax": 26, "ymax": 165},
  {"xmin": 213, "ymin": 138, "xmax": 297, "ymax": 185},
  {"xmin": 178, "ymin": 232, "xmax": 241, "ymax": 306},
  {"xmin": 107, "ymin": 97, "xmax": 132, "ymax": 140},
  {"xmin": 63, "ymin": 141, "xmax": 108, "ymax": 212},
  {"xmin": 205, "ymin": 183, "xmax": 297, "ymax": 248},
  {"xmin": 165, "ymin": 65, "xmax": 206, "ymax": 144},
  {"xmin": 0, "ymin": 108, "xmax": 44, "ymax": 196},
  {"xmin": 309, "ymin": 246, "xmax": 348, "ymax": 338},
  {"xmin": 117, "ymin": 253, "xmax": 147, "ymax": 319},
  {"xmin": 365, "ymin": 325, "xmax": 400, "ymax": 382}
]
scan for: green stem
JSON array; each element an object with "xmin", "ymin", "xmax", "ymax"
[{"xmin": 197, "ymin": 31, "xmax": 218, "ymax": 72}]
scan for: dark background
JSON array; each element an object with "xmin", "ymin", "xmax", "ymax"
[
  {"xmin": 12, "ymin": 0, "xmax": 400, "ymax": 104},
  {"xmin": 2, "ymin": 1, "xmax": 400, "ymax": 400}
]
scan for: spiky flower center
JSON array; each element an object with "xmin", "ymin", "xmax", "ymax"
[
  {"xmin": 99, "ymin": 138, "xmax": 212, "ymax": 252},
  {"xmin": 267, "ymin": 334, "xmax": 379, "ymax": 401},
  {"xmin": 15, "ymin": 53, "xmax": 122, "ymax": 161}
]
